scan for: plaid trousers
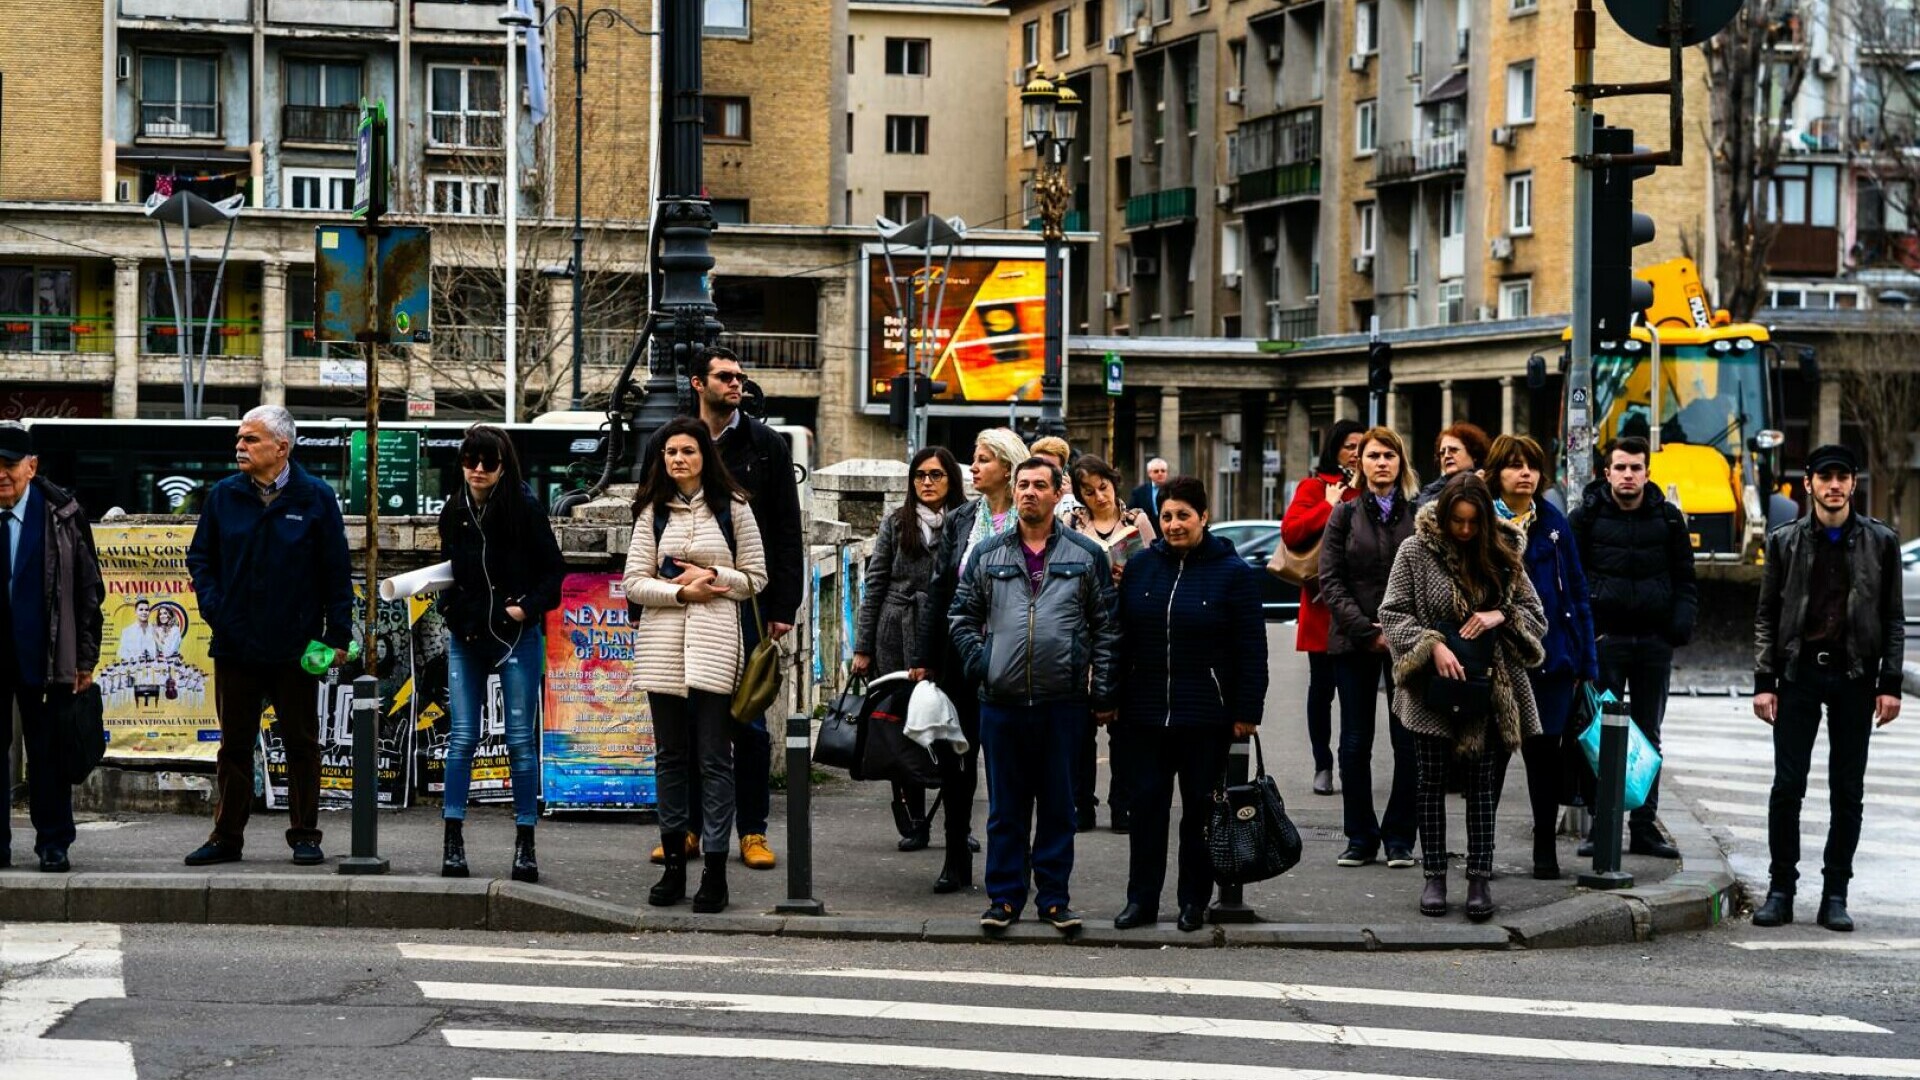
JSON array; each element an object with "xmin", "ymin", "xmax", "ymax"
[{"xmin": 1414, "ymin": 732, "xmax": 1507, "ymax": 879}]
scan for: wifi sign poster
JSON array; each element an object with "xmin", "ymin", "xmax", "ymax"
[{"xmin": 91, "ymin": 524, "xmax": 221, "ymax": 762}]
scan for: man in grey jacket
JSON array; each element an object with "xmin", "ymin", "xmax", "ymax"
[
  {"xmin": 950, "ymin": 458, "xmax": 1119, "ymax": 935},
  {"xmin": 1751, "ymin": 444, "xmax": 1903, "ymax": 933}
]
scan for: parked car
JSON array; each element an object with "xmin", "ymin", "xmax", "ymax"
[
  {"xmin": 1903, "ymin": 538, "xmax": 1919, "ymax": 624},
  {"xmin": 1207, "ymin": 520, "xmax": 1301, "ymax": 621}
]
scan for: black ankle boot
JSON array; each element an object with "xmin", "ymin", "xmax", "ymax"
[
  {"xmin": 692, "ymin": 851, "xmax": 729, "ymax": 913},
  {"xmin": 1465, "ymin": 878, "xmax": 1496, "ymax": 922},
  {"xmin": 933, "ymin": 846, "xmax": 972, "ymax": 894},
  {"xmin": 511, "ymin": 824, "xmax": 538, "ymax": 884},
  {"xmin": 1420, "ymin": 877, "xmax": 1447, "ymax": 917},
  {"xmin": 649, "ymin": 832, "xmax": 688, "ymax": 906},
  {"xmin": 1532, "ymin": 832, "xmax": 1560, "ymax": 880},
  {"xmin": 1753, "ymin": 890, "xmax": 1794, "ymax": 927},
  {"xmin": 441, "ymin": 819, "xmax": 468, "ymax": 879}
]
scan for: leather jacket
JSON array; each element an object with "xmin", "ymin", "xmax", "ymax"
[
  {"xmin": 947, "ymin": 524, "xmax": 1119, "ymax": 708},
  {"xmin": 1755, "ymin": 512, "xmax": 1905, "ymax": 696}
]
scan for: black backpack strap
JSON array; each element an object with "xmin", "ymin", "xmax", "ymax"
[{"xmin": 652, "ymin": 494, "xmax": 738, "ymax": 556}]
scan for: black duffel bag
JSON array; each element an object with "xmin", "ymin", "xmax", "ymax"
[
  {"xmin": 856, "ymin": 673, "xmax": 941, "ymax": 788},
  {"xmin": 60, "ymin": 683, "xmax": 108, "ymax": 785},
  {"xmin": 1206, "ymin": 734, "xmax": 1303, "ymax": 886}
]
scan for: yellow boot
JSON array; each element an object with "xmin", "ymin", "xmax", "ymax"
[
  {"xmin": 739, "ymin": 833, "xmax": 777, "ymax": 870},
  {"xmin": 649, "ymin": 832, "xmax": 699, "ymax": 865}
]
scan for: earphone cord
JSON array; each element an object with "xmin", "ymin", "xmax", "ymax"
[{"xmin": 469, "ymin": 491, "xmax": 524, "ymax": 670}]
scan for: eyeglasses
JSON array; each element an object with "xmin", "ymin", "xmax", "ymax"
[
  {"xmin": 912, "ymin": 470, "xmax": 947, "ymax": 482},
  {"xmin": 703, "ymin": 370, "xmax": 744, "ymax": 385},
  {"xmin": 461, "ymin": 454, "xmax": 501, "ymax": 472}
]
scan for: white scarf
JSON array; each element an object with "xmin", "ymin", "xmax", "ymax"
[{"xmin": 915, "ymin": 503, "xmax": 945, "ymax": 549}]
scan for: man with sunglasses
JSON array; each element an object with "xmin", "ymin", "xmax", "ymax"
[
  {"xmin": 184, "ymin": 405, "xmax": 353, "ymax": 869},
  {"xmin": 671, "ymin": 346, "xmax": 803, "ymax": 872}
]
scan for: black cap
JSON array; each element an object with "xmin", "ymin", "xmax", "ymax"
[
  {"xmin": 0, "ymin": 421, "xmax": 31, "ymax": 462},
  {"xmin": 1806, "ymin": 444, "xmax": 1859, "ymax": 476}
]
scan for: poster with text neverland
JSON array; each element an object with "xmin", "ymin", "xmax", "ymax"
[
  {"xmin": 542, "ymin": 573, "xmax": 654, "ymax": 809},
  {"xmin": 92, "ymin": 524, "xmax": 220, "ymax": 763}
]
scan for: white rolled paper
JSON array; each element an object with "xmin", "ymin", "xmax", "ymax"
[{"xmin": 379, "ymin": 561, "xmax": 456, "ymax": 601}]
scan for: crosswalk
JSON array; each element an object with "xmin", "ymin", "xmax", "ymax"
[
  {"xmin": 1659, "ymin": 694, "xmax": 1920, "ymax": 928},
  {"xmin": 0, "ymin": 923, "xmax": 137, "ymax": 1080},
  {"xmin": 397, "ymin": 941, "xmax": 1918, "ymax": 1080}
]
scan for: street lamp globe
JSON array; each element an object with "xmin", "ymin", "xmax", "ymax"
[
  {"xmin": 1022, "ymin": 73, "xmax": 1059, "ymax": 145},
  {"xmin": 1052, "ymin": 84, "xmax": 1081, "ymax": 148}
]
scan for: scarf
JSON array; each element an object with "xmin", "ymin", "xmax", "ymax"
[
  {"xmin": 962, "ymin": 497, "xmax": 1017, "ymax": 571},
  {"xmin": 1494, "ymin": 498, "xmax": 1536, "ymax": 533},
  {"xmin": 915, "ymin": 503, "xmax": 945, "ymax": 549},
  {"xmin": 1371, "ymin": 491, "xmax": 1398, "ymax": 523}
]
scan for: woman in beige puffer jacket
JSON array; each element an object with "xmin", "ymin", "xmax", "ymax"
[{"xmin": 623, "ymin": 418, "xmax": 767, "ymax": 915}]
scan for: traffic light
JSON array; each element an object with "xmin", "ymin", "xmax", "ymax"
[
  {"xmin": 913, "ymin": 373, "xmax": 948, "ymax": 406},
  {"xmin": 887, "ymin": 372, "xmax": 912, "ymax": 429},
  {"xmin": 1590, "ymin": 122, "xmax": 1656, "ymax": 341},
  {"xmin": 1366, "ymin": 339, "xmax": 1392, "ymax": 395}
]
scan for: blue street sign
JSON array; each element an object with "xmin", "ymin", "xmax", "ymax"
[{"xmin": 315, "ymin": 225, "xmax": 433, "ymax": 345}]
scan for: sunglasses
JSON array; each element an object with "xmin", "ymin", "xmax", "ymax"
[
  {"xmin": 461, "ymin": 454, "xmax": 501, "ymax": 472},
  {"xmin": 702, "ymin": 370, "xmax": 744, "ymax": 385},
  {"xmin": 912, "ymin": 469, "xmax": 948, "ymax": 482}
]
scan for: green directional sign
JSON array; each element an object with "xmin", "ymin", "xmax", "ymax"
[
  {"xmin": 1104, "ymin": 352, "xmax": 1124, "ymax": 397},
  {"xmin": 346, "ymin": 429, "xmax": 420, "ymax": 515}
]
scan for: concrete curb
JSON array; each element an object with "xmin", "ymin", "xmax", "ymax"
[{"xmin": 1903, "ymin": 660, "xmax": 1920, "ymax": 698}]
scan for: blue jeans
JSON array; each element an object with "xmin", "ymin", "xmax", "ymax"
[
  {"xmin": 981, "ymin": 700, "xmax": 1084, "ymax": 914},
  {"xmin": 444, "ymin": 631, "xmax": 543, "ymax": 826}
]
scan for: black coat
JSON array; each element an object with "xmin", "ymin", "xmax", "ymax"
[
  {"xmin": 1317, "ymin": 493, "xmax": 1415, "ymax": 654},
  {"xmin": 1568, "ymin": 479, "xmax": 1698, "ymax": 645},
  {"xmin": 1755, "ymin": 513, "xmax": 1906, "ymax": 696},
  {"xmin": 436, "ymin": 484, "xmax": 566, "ymax": 647},
  {"xmin": 1115, "ymin": 532, "xmax": 1268, "ymax": 729},
  {"xmin": 716, "ymin": 414, "xmax": 804, "ymax": 624},
  {"xmin": 1127, "ymin": 481, "xmax": 1162, "ymax": 516},
  {"xmin": 186, "ymin": 463, "xmax": 353, "ymax": 664}
]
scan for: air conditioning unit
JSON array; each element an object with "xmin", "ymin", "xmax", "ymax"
[
  {"xmin": 1265, "ymin": 41, "xmax": 1283, "ymax": 64},
  {"xmin": 115, "ymin": 179, "xmax": 132, "ymax": 202},
  {"xmin": 1490, "ymin": 236, "xmax": 1515, "ymax": 261},
  {"xmin": 1225, "ymin": 86, "xmax": 1244, "ymax": 105},
  {"xmin": 1139, "ymin": 145, "xmax": 1158, "ymax": 164},
  {"xmin": 1348, "ymin": 53, "xmax": 1369, "ymax": 72},
  {"xmin": 1258, "ymin": 234, "xmax": 1278, "ymax": 254},
  {"xmin": 1012, "ymin": 67, "xmax": 1027, "ymax": 88},
  {"xmin": 1491, "ymin": 125, "xmax": 1516, "ymax": 147},
  {"xmin": 1352, "ymin": 255, "xmax": 1374, "ymax": 274},
  {"xmin": 1215, "ymin": 184, "xmax": 1233, "ymax": 206},
  {"xmin": 1222, "ymin": 271, "xmax": 1243, "ymax": 290},
  {"xmin": 1137, "ymin": 23, "xmax": 1156, "ymax": 46},
  {"xmin": 1132, "ymin": 255, "xmax": 1159, "ymax": 276},
  {"xmin": 116, "ymin": 54, "xmax": 132, "ymax": 81},
  {"xmin": 1106, "ymin": 35, "xmax": 1125, "ymax": 55},
  {"xmin": 1814, "ymin": 53, "xmax": 1837, "ymax": 78},
  {"xmin": 1104, "ymin": 290, "xmax": 1120, "ymax": 311}
]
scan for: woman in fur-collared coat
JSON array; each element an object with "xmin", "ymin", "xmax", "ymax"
[{"xmin": 1379, "ymin": 472, "xmax": 1546, "ymax": 923}]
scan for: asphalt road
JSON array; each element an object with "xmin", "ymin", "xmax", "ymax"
[{"xmin": 8, "ymin": 920, "xmax": 1919, "ymax": 1080}]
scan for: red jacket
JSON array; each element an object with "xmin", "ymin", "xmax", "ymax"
[{"xmin": 1280, "ymin": 470, "xmax": 1358, "ymax": 652}]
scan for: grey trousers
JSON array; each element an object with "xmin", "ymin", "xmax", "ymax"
[{"xmin": 650, "ymin": 689, "xmax": 736, "ymax": 854}]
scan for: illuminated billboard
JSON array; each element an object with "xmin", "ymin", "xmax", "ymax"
[{"xmin": 860, "ymin": 244, "xmax": 1068, "ymax": 413}]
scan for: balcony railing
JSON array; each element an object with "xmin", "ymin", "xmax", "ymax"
[
  {"xmin": 1026, "ymin": 211, "xmax": 1088, "ymax": 233},
  {"xmin": 1234, "ymin": 106, "xmax": 1320, "ymax": 176},
  {"xmin": 1124, "ymin": 187, "xmax": 1197, "ymax": 229},
  {"xmin": 288, "ymin": 324, "xmax": 361, "ymax": 360},
  {"xmin": 283, "ymin": 104, "xmax": 359, "ymax": 144},
  {"xmin": 1766, "ymin": 224, "xmax": 1840, "ymax": 276},
  {"xmin": 1848, "ymin": 112, "xmax": 1919, "ymax": 152},
  {"xmin": 139, "ymin": 101, "xmax": 221, "ymax": 140},
  {"xmin": 717, "ymin": 331, "xmax": 821, "ymax": 371},
  {"xmin": 1266, "ymin": 302, "xmax": 1318, "ymax": 343},
  {"xmin": 428, "ymin": 113, "xmax": 504, "ymax": 150},
  {"xmin": 1373, "ymin": 131, "xmax": 1466, "ymax": 183},
  {"xmin": 141, "ymin": 318, "xmax": 260, "ymax": 357},
  {"xmin": 1859, "ymin": 7, "xmax": 1920, "ymax": 51},
  {"xmin": 0, "ymin": 315, "xmax": 114, "ymax": 354},
  {"xmin": 433, "ymin": 326, "xmax": 822, "ymax": 371}
]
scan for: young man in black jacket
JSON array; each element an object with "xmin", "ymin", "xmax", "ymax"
[
  {"xmin": 1569, "ymin": 436, "xmax": 1696, "ymax": 860},
  {"xmin": 1750, "ymin": 445, "xmax": 1903, "ymax": 932}
]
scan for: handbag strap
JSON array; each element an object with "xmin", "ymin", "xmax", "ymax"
[{"xmin": 1249, "ymin": 732, "xmax": 1267, "ymax": 779}]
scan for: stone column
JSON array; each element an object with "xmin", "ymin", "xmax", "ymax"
[
  {"xmin": 546, "ymin": 274, "xmax": 575, "ymax": 402},
  {"xmin": 1157, "ymin": 385, "xmax": 1182, "ymax": 468},
  {"xmin": 111, "ymin": 258, "xmax": 140, "ymax": 418},
  {"xmin": 1284, "ymin": 396, "xmax": 1313, "ymax": 480},
  {"xmin": 1387, "ymin": 384, "xmax": 1404, "ymax": 435},
  {"xmin": 1815, "ymin": 376, "xmax": 1842, "ymax": 446},
  {"xmin": 1331, "ymin": 386, "xmax": 1359, "ymax": 423},
  {"xmin": 259, "ymin": 261, "xmax": 287, "ymax": 408},
  {"xmin": 1499, "ymin": 376, "xmax": 1515, "ymax": 435},
  {"xmin": 1439, "ymin": 378, "xmax": 1455, "ymax": 425}
]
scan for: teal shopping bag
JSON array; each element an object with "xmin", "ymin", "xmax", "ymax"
[{"xmin": 1577, "ymin": 688, "xmax": 1664, "ymax": 812}]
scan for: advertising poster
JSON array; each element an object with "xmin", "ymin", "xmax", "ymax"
[
  {"xmin": 542, "ymin": 573, "xmax": 655, "ymax": 810},
  {"xmin": 412, "ymin": 596, "xmax": 515, "ymax": 804},
  {"xmin": 263, "ymin": 582, "xmax": 414, "ymax": 809},
  {"xmin": 92, "ymin": 524, "xmax": 220, "ymax": 763},
  {"xmin": 863, "ymin": 247, "xmax": 1062, "ymax": 410}
]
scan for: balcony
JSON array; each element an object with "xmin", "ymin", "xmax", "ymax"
[
  {"xmin": 1767, "ymin": 224, "xmax": 1840, "ymax": 276},
  {"xmin": 0, "ymin": 315, "xmax": 114, "ymax": 355},
  {"xmin": 283, "ymin": 104, "xmax": 360, "ymax": 145},
  {"xmin": 413, "ymin": 0, "xmax": 510, "ymax": 33},
  {"xmin": 1235, "ymin": 106, "xmax": 1322, "ymax": 208},
  {"xmin": 1266, "ymin": 302, "xmax": 1318, "ymax": 343},
  {"xmin": 1859, "ymin": 7, "xmax": 1920, "ymax": 52},
  {"xmin": 267, "ymin": 0, "xmax": 396, "ymax": 27},
  {"xmin": 141, "ymin": 318, "xmax": 261, "ymax": 358},
  {"xmin": 1124, "ymin": 187, "xmax": 1197, "ymax": 230},
  {"xmin": 428, "ymin": 113, "xmax": 504, "ymax": 150},
  {"xmin": 1848, "ymin": 112, "xmax": 1919, "ymax": 153},
  {"xmin": 1786, "ymin": 115, "xmax": 1845, "ymax": 153},
  {"xmin": 1025, "ymin": 211, "xmax": 1088, "ymax": 233},
  {"xmin": 1372, "ymin": 131, "xmax": 1466, "ymax": 185},
  {"xmin": 139, "ymin": 102, "xmax": 223, "ymax": 141},
  {"xmin": 121, "ymin": 0, "xmax": 249, "ymax": 20}
]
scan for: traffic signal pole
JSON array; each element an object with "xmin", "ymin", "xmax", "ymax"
[{"xmin": 1566, "ymin": 1, "xmax": 1597, "ymax": 498}]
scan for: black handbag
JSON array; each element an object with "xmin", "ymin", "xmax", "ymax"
[
  {"xmin": 1206, "ymin": 734, "xmax": 1303, "ymax": 886},
  {"xmin": 813, "ymin": 674, "xmax": 866, "ymax": 775},
  {"xmin": 1422, "ymin": 620, "xmax": 1495, "ymax": 721},
  {"xmin": 60, "ymin": 684, "xmax": 107, "ymax": 785}
]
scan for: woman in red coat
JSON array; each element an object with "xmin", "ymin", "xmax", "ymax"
[{"xmin": 1279, "ymin": 419, "xmax": 1365, "ymax": 796}]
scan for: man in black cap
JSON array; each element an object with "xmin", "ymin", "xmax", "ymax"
[
  {"xmin": 1751, "ymin": 444, "xmax": 1904, "ymax": 932},
  {"xmin": 0, "ymin": 420, "xmax": 105, "ymax": 873}
]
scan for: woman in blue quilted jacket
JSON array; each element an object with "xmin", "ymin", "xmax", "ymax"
[{"xmin": 1111, "ymin": 477, "xmax": 1269, "ymax": 932}]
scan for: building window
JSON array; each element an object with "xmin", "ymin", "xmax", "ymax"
[
  {"xmin": 710, "ymin": 199, "xmax": 750, "ymax": 224},
  {"xmin": 1115, "ymin": 242, "xmax": 1133, "ymax": 290},
  {"xmin": 1221, "ymin": 221, "xmax": 1244, "ymax": 277},
  {"xmin": 1189, "ymin": 0, "xmax": 1208, "ymax": 12},
  {"xmin": 1023, "ymin": 20, "xmax": 1040, "ymax": 67},
  {"xmin": 885, "ymin": 114, "xmax": 928, "ymax": 154},
  {"xmin": 140, "ymin": 54, "xmax": 220, "ymax": 139},
  {"xmin": 1084, "ymin": 0, "xmax": 1104, "ymax": 47},
  {"xmin": 428, "ymin": 64, "xmax": 503, "ymax": 148},
  {"xmin": 1506, "ymin": 61, "xmax": 1535, "ymax": 124},
  {"xmin": 885, "ymin": 37, "xmax": 930, "ymax": 75},
  {"xmin": 703, "ymin": 96, "xmax": 751, "ymax": 142},
  {"xmin": 1053, "ymin": 8, "xmax": 1072, "ymax": 57},
  {"xmin": 1229, "ymin": 39, "xmax": 1246, "ymax": 92},
  {"xmin": 1510, "ymin": 0, "xmax": 1537, "ymax": 12},
  {"xmin": 1117, "ymin": 70, "xmax": 1134, "ymax": 116},
  {"xmin": 847, "ymin": 35, "xmax": 855, "ymax": 74},
  {"xmin": 1115, "ymin": 155, "xmax": 1132, "ymax": 206},
  {"xmin": 285, "ymin": 168, "xmax": 356, "ymax": 211},
  {"xmin": 428, "ymin": 174, "xmax": 502, "ymax": 216},
  {"xmin": 884, "ymin": 191, "xmax": 929, "ymax": 222},
  {"xmin": 1438, "ymin": 280, "xmax": 1464, "ymax": 325},
  {"xmin": 1356, "ymin": 201, "xmax": 1377, "ymax": 255},
  {"xmin": 1770, "ymin": 164, "xmax": 1840, "ymax": 226},
  {"xmin": 1499, "ymin": 278, "xmax": 1532, "ymax": 318},
  {"xmin": 1356, "ymin": 1, "xmax": 1379, "ymax": 55},
  {"xmin": 1355, "ymin": 99, "xmax": 1377, "ymax": 155},
  {"xmin": 0, "ymin": 264, "xmax": 77, "ymax": 354},
  {"xmin": 1151, "ymin": 0, "xmax": 1171, "ymax": 23},
  {"xmin": 284, "ymin": 59, "xmax": 360, "ymax": 143},
  {"xmin": 1507, "ymin": 172, "xmax": 1533, "ymax": 235},
  {"xmin": 845, "ymin": 111, "xmax": 853, "ymax": 152},
  {"xmin": 704, "ymin": 0, "xmax": 749, "ymax": 37}
]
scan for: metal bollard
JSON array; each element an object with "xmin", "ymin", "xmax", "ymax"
[
  {"xmin": 337, "ymin": 675, "xmax": 390, "ymax": 875},
  {"xmin": 1207, "ymin": 735, "xmax": 1260, "ymax": 924},
  {"xmin": 1577, "ymin": 699, "xmax": 1634, "ymax": 890},
  {"xmin": 774, "ymin": 714, "xmax": 826, "ymax": 915}
]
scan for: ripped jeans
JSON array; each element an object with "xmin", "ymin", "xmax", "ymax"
[{"xmin": 444, "ymin": 630, "xmax": 543, "ymax": 826}]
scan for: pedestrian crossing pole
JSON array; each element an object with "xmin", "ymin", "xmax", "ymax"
[
  {"xmin": 775, "ymin": 713, "xmax": 826, "ymax": 915},
  {"xmin": 1208, "ymin": 736, "xmax": 1260, "ymax": 923},
  {"xmin": 1578, "ymin": 696, "xmax": 1634, "ymax": 890}
]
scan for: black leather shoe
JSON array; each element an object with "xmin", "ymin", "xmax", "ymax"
[
  {"xmin": 1420, "ymin": 876, "xmax": 1448, "ymax": 917},
  {"xmin": 1816, "ymin": 895, "xmax": 1854, "ymax": 932},
  {"xmin": 966, "ymin": 833, "xmax": 980, "ymax": 853},
  {"xmin": 1113, "ymin": 903, "xmax": 1158, "ymax": 929},
  {"xmin": 1628, "ymin": 836, "xmax": 1680, "ymax": 859},
  {"xmin": 1074, "ymin": 807, "xmax": 1096, "ymax": 833},
  {"xmin": 1465, "ymin": 878, "xmax": 1496, "ymax": 922},
  {"xmin": 184, "ymin": 840, "xmax": 242, "ymax": 866},
  {"xmin": 898, "ymin": 825, "xmax": 931, "ymax": 852},
  {"xmin": 1576, "ymin": 839, "xmax": 1596, "ymax": 858},
  {"xmin": 1336, "ymin": 846, "xmax": 1376, "ymax": 867},
  {"xmin": 1176, "ymin": 904, "xmax": 1207, "ymax": 933},
  {"xmin": 441, "ymin": 819, "xmax": 469, "ymax": 878},
  {"xmin": 691, "ymin": 852, "xmax": 729, "ymax": 913},
  {"xmin": 38, "ymin": 848, "xmax": 70, "ymax": 873},
  {"xmin": 1532, "ymin": 860, "xmax": 1562, "ymax": 880},
  {"xmin": 511, "ymin": 824, "xmax": 538, "ymax": 884},
  {"xmin": 1312, "ymin": 769, "xmax": 1335, "ymax": 796},
  {"xmin": 1752, "ymin": 891, "xmax": 1794, "ymax": 927},
  {"xmin": 291, "ymin": 841, "xmax": 326, "ymax": 866},
  {"xmin": 932, "ymin": 849, "xmax": 971, "ymax": 894},
  {"xmin": 1110, "ymin": 809, "xmax": 1131, "ymax": 834}
]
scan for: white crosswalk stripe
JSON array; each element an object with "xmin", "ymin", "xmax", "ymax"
[{"xmin": 0, "ymin": 923, "xmax": 137, "ymax": 1080}]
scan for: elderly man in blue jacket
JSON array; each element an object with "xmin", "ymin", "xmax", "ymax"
[
  {"xmin": 950, "ymin": 457, "xmax": 1120, "ymax": 935},
  {"xmin": 184, "ymin": 405, "xmax": 353, "ymax": 867}
]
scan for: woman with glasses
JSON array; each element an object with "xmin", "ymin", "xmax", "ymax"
[
  {"xmin": 1415, "ymin": 422, "xmax": 1490, "ymax": 507},
  {"xmin": 854, "ymin": 446, "xmax": 969, "ymax": 851},
  {"xmin": 435, "ymin": 424, "xmax": 565, "ymax": 882}
]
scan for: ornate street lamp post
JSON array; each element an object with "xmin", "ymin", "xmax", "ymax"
[{"xmin": 1021, "ymin": 72, "xmax": 1080, "ymax": 439}]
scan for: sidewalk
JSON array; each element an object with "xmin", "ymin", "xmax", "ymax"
[{"xmin": 2, "ymin": 630, "xmax": 1734, "ymax": 950}]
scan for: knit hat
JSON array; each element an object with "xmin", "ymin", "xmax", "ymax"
[{"xmin": 974, "ymin": 427, "xmax": 1030, "ymax": 475}]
